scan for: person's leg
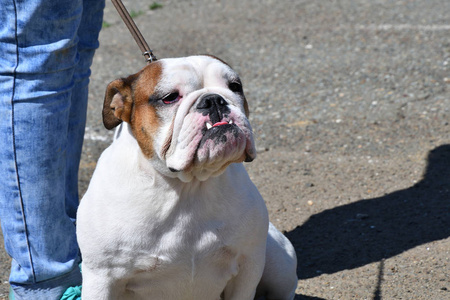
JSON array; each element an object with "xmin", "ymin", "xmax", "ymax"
[
  {"xmin": 0, "ymin": 0, "xmax": 102, "ymax": 298},
  {"xmin": 65, "ymin": 0, "xmax": 105, "ymax": 225}
]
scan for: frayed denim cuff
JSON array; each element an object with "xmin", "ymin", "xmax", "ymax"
[{"xmin": 10, "ymin": 265, "xmax": 81, "ymax": 300}]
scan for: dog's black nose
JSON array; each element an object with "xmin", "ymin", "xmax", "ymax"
[{"xmin": 196, "ymin": 94, "xmax": 230, "ymax": 124}]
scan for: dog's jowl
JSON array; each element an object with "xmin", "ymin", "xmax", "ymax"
[{"xmin": 77, "ymin": 56, "xmax": 298, "ymax": 300}]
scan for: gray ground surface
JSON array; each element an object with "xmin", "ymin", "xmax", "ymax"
[{"xmin": 1, "ymin": 0, "xmax": 449, "ymax": 299}]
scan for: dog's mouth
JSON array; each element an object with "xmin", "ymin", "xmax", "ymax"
[
  {"xmin": 199, "ymin": 120, "xmax": 240, "ymax": 147},
  {"xmin": 205, "ymin": 120, "xmax": 234, "ymax": 130},
  {"xmin": 194, "ymin": 117, "xmax": 248, "ymax": 167},
  {"xmin": 163, "ymin": 109, "xmax": 255, "ymax": 181},
  {"xmin": 165, "ymin": 121, "xmax": 241, "ymax": 174}
]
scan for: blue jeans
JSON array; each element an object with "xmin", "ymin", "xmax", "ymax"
[{"xmin": 0, "ymin": 0, "xmax": 104, "ymax": 299}]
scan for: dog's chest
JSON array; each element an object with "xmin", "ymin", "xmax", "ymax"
[
  {"xmin": 79, "ymin": 158, "xmax": 266, "ymax": 298},
  {"xmin": 120, "ymin": 213, "xmax": 241, "ymax": 298}
]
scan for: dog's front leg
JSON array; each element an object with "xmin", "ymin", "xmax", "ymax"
[
  {"xmin": 81, "ymin": 264, "xmax": 127, "ymax": 300},
  {"xmin": 222, "ymin": 248, "xmax": 266, "ymax": 300}
]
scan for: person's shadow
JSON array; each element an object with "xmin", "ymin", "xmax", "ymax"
[{"xmin": 287, "ymin": 144, "xmax": 450, "ymax": 297}]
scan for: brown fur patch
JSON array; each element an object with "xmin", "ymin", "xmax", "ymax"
[
  {"xmin": 130, "ymin": 62, "xmax": 163, "ymax": 158},
  {"xmin": 103, "ymin": 78, "xmax": 133, "ymax": 129},
  {"xmin": 203, "ymin": 54, "xmax": 231, "ymax": 67},
  {"xmin": 243, "ymin": 96, "xmax": 250, "ymax": 117}
]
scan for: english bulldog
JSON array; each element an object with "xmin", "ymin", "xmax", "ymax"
[{"xmin": 77, "ymin": 55, "xmax": 298, "ymax": 300}]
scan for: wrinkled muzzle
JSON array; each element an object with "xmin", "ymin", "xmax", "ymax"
[{"xmin": 163, "ymin": 92, "xmax": 256, "ymax": 181}]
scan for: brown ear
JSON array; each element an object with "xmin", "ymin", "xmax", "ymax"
[
  {"xmin": 243, "ymin": 96, "xmax": 250, "ymax": 117},
  {"xmin": 102, "ymin": 78, "xmax": 134, "ymax": 130}
]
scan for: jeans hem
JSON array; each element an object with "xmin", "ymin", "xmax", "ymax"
[{"xmin": 10, "ymin": 264, "xmax": 82, "ymax": 300}]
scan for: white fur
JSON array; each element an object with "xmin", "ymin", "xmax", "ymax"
[
  {"xmin": 77, "ymin": 56, "xmax": 297, "ymax": 300},
  {"xmin": 158, "ymin": 57, "xmax": 255, "ymax": 181}
]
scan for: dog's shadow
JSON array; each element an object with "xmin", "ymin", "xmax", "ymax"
[{"xmin": 286, "ymin": 144, "xmax": 450, "ymax": 284}]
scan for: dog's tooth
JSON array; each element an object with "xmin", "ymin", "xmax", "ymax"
[
  {"xmin": 206, "ymin": 122, "xmax": 212, "ymax": 130},
  {"xmin": 229, "ymin": 120, "xmax": 233, "ymax": 124}
]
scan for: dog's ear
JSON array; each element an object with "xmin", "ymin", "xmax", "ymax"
[{"xmin": 102, "ymin": 76, "xmax": 135, "ymax": 130}]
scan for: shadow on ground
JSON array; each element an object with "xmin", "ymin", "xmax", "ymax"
[
  {"xmin": 294, "ymin": 295, "xmax": 326, "ymax": 300},
  {"xmin": 286, "ymin": 144, "xmax": 450, "ymax": 281}
]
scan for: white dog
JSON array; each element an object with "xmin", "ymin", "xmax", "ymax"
[{"xmin": 77, "ymin": 55, "xmax": 298, "ymax": 300}]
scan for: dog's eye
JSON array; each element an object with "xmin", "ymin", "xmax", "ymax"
[
  {"xmin": 162, "ymin": 92, "xmax": 181, "ymax": 104},
  {"xmin": 228, "ymin": 81, "xmax": 243, "ymax": 94}
]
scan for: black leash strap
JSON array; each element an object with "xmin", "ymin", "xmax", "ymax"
[{"xmin": 110, "ymin": 0, "xmax": 157, "ymax": 63}]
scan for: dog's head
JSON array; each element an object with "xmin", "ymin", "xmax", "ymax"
[{"xmin": 103, "ymin": 55, "xmax": 256, "ymax": 182}]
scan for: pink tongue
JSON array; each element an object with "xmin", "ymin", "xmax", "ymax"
[{"xmin": 213, "ymin": 121, "xmax": 228, "ymax": 127}]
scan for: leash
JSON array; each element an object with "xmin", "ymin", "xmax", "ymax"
[{"xmin": 110, "ymin": 0, "xmax": 157, "ymax": 63}]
